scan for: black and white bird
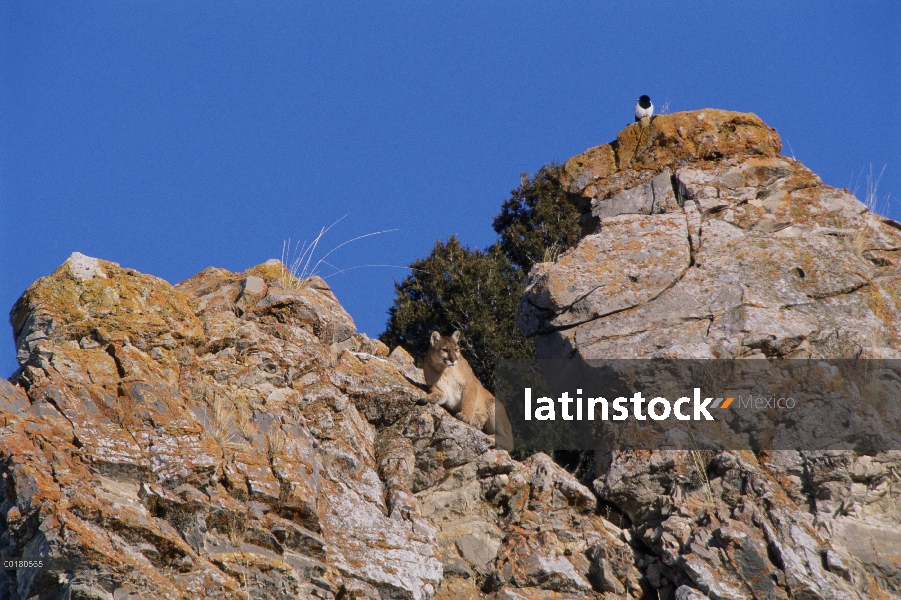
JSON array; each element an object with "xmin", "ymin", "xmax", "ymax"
[{"xmin": 634, "ymin": 95, "xmax": 653, "ymax": 122}]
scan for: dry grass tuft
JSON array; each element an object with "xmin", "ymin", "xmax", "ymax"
[
  {"xmin": 542, "ymin": 242, "xmax": 565, "ymax": 264},
  {"xmin": 266, "ymin": 429, "xmax": 287, "ymax": 462},
  {"xmin": 221, "ymin": 512, "xmax": 253, "ymax": 598},
  {"xmin": 208, "ymin": 391, "xmax": 236, "ymax": 448},
  {"xmin": 280, "ymin": 215, "xmax": 402, "ymax": 289},
  {"xmin": 845, "ymin": 164, "xmax": 892, "ymax": 256},
  {"xmin": 688, "ymin": 432, "xmax": 715, "ymax": 505},
  {"xmin": 190, "ymin": 377, "xmax": 210, "ymax": 404},
  {"xmin": 236, "ymin": 402, "xmax": 255, "ymax": 442}
]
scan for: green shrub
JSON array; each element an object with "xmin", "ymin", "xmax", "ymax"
[
  {"xmin": 493, "ymin": 164, "xmax": 584, "ymax": 273},
  {"xmin": 381, "ymin": 164, "xmax": 583, "ymax": 388},
  {"xmin": 380, "ymin": 237, "xmax": 531, "ymax": 387}
]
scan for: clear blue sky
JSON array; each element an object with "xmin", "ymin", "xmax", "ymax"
[{"xmin": 2, "ymin": 2, "xmax": 899, "ymax": 377}]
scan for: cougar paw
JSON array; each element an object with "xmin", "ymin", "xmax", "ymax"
[{"xmin": 456, "ymin": 414, "xmax": 472, "ymax": 425}]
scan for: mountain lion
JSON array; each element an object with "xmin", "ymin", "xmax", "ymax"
[{"xmin": 423, "ymin": 331, "xmax": 514, "ymax": 451}]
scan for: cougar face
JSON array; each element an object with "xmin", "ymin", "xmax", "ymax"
[{"xmin": 431, "ymin": 332, "xmax": 459, "ymax": 368}]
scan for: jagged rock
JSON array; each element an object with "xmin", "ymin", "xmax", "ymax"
[
  {"xmin": 675, "ymin": 585, "xmax": 712, "ymax": 600},
  {"xmin": 591, "ymin": 169, "xmax": 680, "ymax": 220},
  {"xmin": 525, "ymin": 110, "xmax": 901, "ymax": 360},
  {"xmin": 5, "ymin": 108, "xmax": 900, "ymax": 599},
  {"xmin": 2, "ymin": 254, "xmax": 637, "ymax": 599},
  {"xmin": 522, "ymin": 110, "xmax": 901, "ymax": 598}
]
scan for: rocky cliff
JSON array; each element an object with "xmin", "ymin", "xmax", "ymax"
[
  {"xmin": 2, "ymin": 255, "xmax": 638, "ymax": 599},
  {"xmin": 1, "ymin": 109, "xmax": 899, "ymax": 600},
  {"xmin": 519, "ymin": 110, "xmax": 901, "ymax": 598},
  {"xmin": 521, "ymin": 110, "xmax": 901, "ymax": 360}
]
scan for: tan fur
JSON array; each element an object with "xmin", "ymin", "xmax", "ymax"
[{"xmin": 423, "ymin": 331, "xmax": 514, "ymax": 451}]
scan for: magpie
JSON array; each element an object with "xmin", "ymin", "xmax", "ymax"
[{"xmin": 634, "ymin": 95, "xmax": 653, "ymax": 122}]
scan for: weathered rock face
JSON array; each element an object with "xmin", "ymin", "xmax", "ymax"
[
  {"xmin": 2, "ymin": 254, "xmax": 642, "ymax": 599},
  {"xmin": 522, "ymin": 109, "xmax": 901, "ymax": 360},
  {"xmin": 520, "ymin": 110, "xmax": 901, "ymax": 598}
]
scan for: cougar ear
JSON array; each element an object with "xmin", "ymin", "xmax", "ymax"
[
  {"xmin": 430, "ymin": 331, "xmax": 442, "ymax": 346},
  {"xmin": 451, "ymin": 330, "xmax": 461, "ymax": 343}
]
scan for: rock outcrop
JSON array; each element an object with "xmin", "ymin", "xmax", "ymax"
[
  {"xmin": 521, "ymin": 110, "xmax": 901, "ymax": 360},
  {"xmin": 3, "ymin": 109, "xmax": 900, "ymax": 600},
  {"xmin": 2, "ymin": 255, "xmax": 639, "ymax": 599},
  {"xmin": 520, "ymin": 110, "xmax": 901, "ymax": 598}
]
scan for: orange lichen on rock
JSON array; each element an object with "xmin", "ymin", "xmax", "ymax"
[{"xmin": 564, "ymin": 110, "xmax": 782, "ymax": 200}]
